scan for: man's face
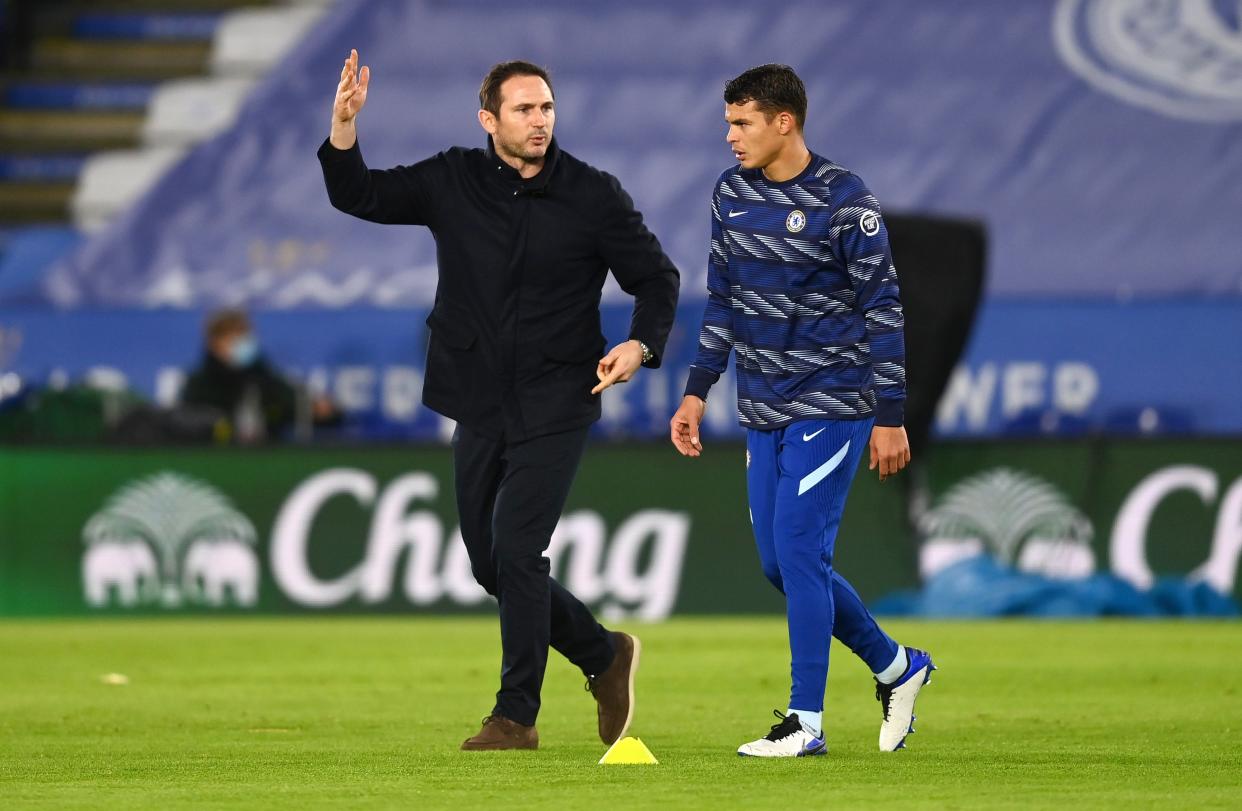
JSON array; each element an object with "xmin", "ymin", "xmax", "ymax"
[
  {"xmin": 209, "ymin": 328, "xmax": 256, "ymax": 369},
  {"xmin": 725, "ymin": 101, "xmax": 785, "ymax": 171},
  {"xmin": 483, "ymin": 75, "xmax": 555, "ymax": 164}
]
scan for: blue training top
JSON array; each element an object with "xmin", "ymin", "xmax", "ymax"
[{"xmin": 684, "ymin": 154, "xmax": 906, "ymax": 429}]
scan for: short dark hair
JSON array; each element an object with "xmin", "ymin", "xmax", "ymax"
[
  {"xmin": 205, "ymin": 309, "xmax": 250, "ymax": 342},
  {"xmin": 724, "ymin": 64, "xmax": 807, "ymax": 129},
  {"xmin": 479, "ymin": 60, "xmax": 553, "ymax": 116}
]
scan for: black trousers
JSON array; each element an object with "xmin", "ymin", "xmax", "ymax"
[{"xmin": 452, "ymin": 423, "xmax": 616, "ymax": 726}]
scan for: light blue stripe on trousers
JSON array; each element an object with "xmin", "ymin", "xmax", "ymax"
[
  {"xmin": 797, "ymin": 439, "xmax": 852, "ymax": 495},
  {"xmin": 746, "ymin": 417, "xmax": 900, "ymax": 712}
]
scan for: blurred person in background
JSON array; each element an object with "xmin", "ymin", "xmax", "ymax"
[
  {"xmin": 670, "ymin": 65, "xmax": 933, "ymax": 757},
  {"xmin": 181, "ymin": 308, "xmax": 336, "ymax": 443},
  {"xmin": 319, "ymin": 51, "xmax": 679, "ymax": 751}
]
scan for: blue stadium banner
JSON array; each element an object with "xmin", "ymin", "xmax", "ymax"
[{"xmin": 1, "ymin": 299, "xmax": 1239, "ymax": 440}]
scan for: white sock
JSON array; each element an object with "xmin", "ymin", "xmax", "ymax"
[
  {"xmin": 787, "ymin": 708, "xmax": 822, "ymax": 738},
  {"xmin": 875, "ymin": 645, "xmax": 908, "ymax": 685}
]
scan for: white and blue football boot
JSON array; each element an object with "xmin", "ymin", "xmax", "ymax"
[
  {"xmin": 737, "ymin": 711, "xmax": 827, "ymax": 758},
  {"xmin": 875, "ymin": 647, "xmax": 936, "ymax": 751}
]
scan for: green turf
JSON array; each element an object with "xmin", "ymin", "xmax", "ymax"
[{"xmin": 0, "ymin": 618, "xmax": 1239, "ymax": 809}]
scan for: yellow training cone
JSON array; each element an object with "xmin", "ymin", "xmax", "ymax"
[{"xmin": 599, "ymin": 736, "xmax": 659, "ymax": 765}]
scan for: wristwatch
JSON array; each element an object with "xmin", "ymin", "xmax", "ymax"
[{"xmin": 638, "ymin": 340, "xmax": 653, "ymax": 364}]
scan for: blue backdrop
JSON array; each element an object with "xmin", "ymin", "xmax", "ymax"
[
  {"xmin": 2, "ymin": 0, "xmax": 1240, "ymax": 438},
  {"xmin": 2, "ymin": 298, "xmax": 1238, "ymax": 439},
  {"xmin": 39, "ymin": 0, "xmax": 1242, "ymax": 305}
]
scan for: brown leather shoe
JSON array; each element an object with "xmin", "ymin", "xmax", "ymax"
[
  {"xmin": 587, "ymin": 631, "xmax": 641, "ymax": 745},
  {"xmin": 460, "ymin": 715, "xmax": 538, "ymax": 751}
]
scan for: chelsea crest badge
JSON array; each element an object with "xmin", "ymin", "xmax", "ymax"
[{"xmin": 785, "ymin": 209, "xmax": 806, "ymax": 233}]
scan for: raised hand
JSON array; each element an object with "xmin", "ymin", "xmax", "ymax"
[{"xmin": 330, "ymin": 48, "xmax": 370, "ymax": 148}]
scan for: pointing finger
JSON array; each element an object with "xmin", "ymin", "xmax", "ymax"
[{"xmin": 591, "ymin": 368, "xmax": 623, "ymax": 395}]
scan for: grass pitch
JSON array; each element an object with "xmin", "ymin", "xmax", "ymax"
[{"xmin": 1, "ymin": 618, "xmax": 1239, "ymax": 809}]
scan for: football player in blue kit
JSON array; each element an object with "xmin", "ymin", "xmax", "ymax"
[{"xmin": 671, "ymin": 64, "xmax": 935, "ymax": 757}]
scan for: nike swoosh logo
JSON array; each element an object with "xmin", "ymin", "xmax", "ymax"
[
  {"xmin": 803, "ymin": 428, "xmax": 826, "ymax": 441},
  {"xmin": 800, "ymin": 738, "xmax": 826, "ymax": 755},
  {"xmin": 728, "ymin": 210, "xmax": 748, "ymax": 218}
]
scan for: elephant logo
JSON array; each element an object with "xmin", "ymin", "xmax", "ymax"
[
  {"xmin": 83, "ymin": 541, "xmax": 159, "ymax": 607},
  {"xmin": 918, "ymin": 467, "xmax": 1096, "ymax": 580},
  {"xmin": 1055, "ymin": 0, "xmax": 1242, "ymax": 121},
  {"xmin": 82, "ymin": 472, "xmax": 259, "ymax": 608},
  {"xmin": 182, "ymin": 539, "xmax": 259, "ymax": 606}
]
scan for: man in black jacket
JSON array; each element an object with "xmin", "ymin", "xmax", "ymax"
[
  {"xmin": 181, "ymin": 309, "xmax": 297, "ymax": 442},
  {"xmin": 181, "ymin": 309, "xmax": 340, "ymax": 443},
  {"xmin": 319, "ymin": 51, "xmax": 680, "ymax": 751}
]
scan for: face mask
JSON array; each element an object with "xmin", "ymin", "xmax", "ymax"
[{"xmin": 228, "ymin": 335, "xmax": 259, "ymax": 368}]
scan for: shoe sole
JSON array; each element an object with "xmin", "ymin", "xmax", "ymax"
[
  {"xmin": 885, "ymin": 660, "xmax": 937, "ymax": 752},
  {"xmin": 737, "ymin": 741, "xmax": 827, "ymax": 758},
  {"xmin": 610, "ymin": 633, "xmax": 641, "ymax": 744}
]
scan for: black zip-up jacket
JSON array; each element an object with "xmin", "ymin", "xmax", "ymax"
[
  {"xmin": 181, "ymin": 353, "xmax": 296, "ymax": 438},
  {"xmin": 318, "ymin": 135, "xmax": 680, "ymax": 441}
]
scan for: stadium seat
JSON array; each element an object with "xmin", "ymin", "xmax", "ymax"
[
  {"xmin": 1, "ymin": 0, "xmax": 326, "ymax": 230},
  {"xmin": 142, "ymin": 77, "xmax": 256, "ymax": 147},
  {"xmin": 3, "ymin": 81, "xmax": 155, "ymax": 111},
  {"xmin": 209, "ymin": 5, "xmax": 329, "ymax": 77},
  {"xmin": 71, "ymin": 147, "xmax": 186, "ymax": 232},
  {"xmin": 72, "ymin": 12, "xmax": 222, "ymax": 42}
]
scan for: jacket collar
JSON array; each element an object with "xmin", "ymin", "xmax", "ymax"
[{"xmin": 486, "ymin": 135, "xmax": 559, "ymax": 193}]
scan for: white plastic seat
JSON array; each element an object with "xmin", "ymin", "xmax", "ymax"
[
  {"xmin": 70, "ymin": 147, "xmax": 186, "ymax": 233},
  {"xmin": 210, "ymin": 6, "xmax": 329, "ymax": 77},
  {"xmin": 142, "ymin": 78, "xmax": 256, "ymax": 148}
]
